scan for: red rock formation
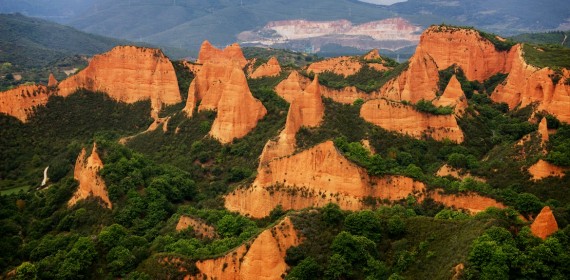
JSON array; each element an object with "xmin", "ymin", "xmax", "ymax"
[
  {"xmin": 429, "ymin": 190, "xmax": 505, "ymax": 214},
  {"xmin": 378, "ymin": 45, "xmax": 439, "ymax": 103},
  {"xmin": 307, "ymin": 56, "xmax": 363, "ymax": 77},
  {"xmin": 48, "ymin": 73, "xmax": 58, "ymax": 87},
  {"xmin": 189, "ymin": 217, "xmax": 301, "ymax": 280},
  {"xmin": 360, "ymin": 99, "xmax": 464, "ymax": 143},
  {"xmin": 436, "ymin": 164, "xmax": 485, "ymax": 182},
  {"xmin": 530, "ymin": 206, "xmax": 559, "ymax": 239},
  {"xmin": 491, "ymin": 45, "xmax": 570, "ymax": 123},
  {"xmin": 275, "ymin": 71, "xmax": 370, "ymax": 105},
  {"xmin": 182, "ymin": 61, "xmax": 202, "ymax": 75},
  {"xmin": 528, "ymin": 160, "xmax": 567, "ymax": 180},
  {"xmin": 274, "ymin": 71, "xmax": 311, "ymax": 103},
  {"xmin": 250, "ymin": 57, "xmax": 282, "ymax": 79},
  {"xmin": 363, "ymin": 49, "xmax": 381, "ymax": 60},
  {"xmin": 260, "ymin": 76, "xmax": 324, "ymax": 163},
  {"xmin": 538, "ymin": 118, "xmax": 549, "ymax": 146},
  {"xmin": 176, "ymin": 216, "xmax": 218, "ymax": 239},
  {"xmin": 68, "ymin": 143, "xmax": 112, "ymax": 209},
  {"xmin": 184, "ymin": 59, "xmax": 267, "ymax": 143},
  {"xmin": 58, "ymin": 46, "xmax": 182, "ymax": 116},
  {"xmin": 0, "ymin": 84, "xmax": 51, "ymax": 122},
  {"xmin": 434, "ymin": 75, "xmax": 468, "ymax": 116},
  {"xmin": 197, "ymin": 40, "xmax": 247, "ymax": 68},
  {"xmin": 227, "ymin": 141, "xmax": 503, "ymax": 217},
  {"xmin": 420, "ymin": 25, "xmax": 513, "ymax": 81}
]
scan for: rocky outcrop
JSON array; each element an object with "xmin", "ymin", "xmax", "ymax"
[
  {"xmin": 68, "ymin": 143, "xmax": 112, "ymax": 209},
  {"xmin": 0, "ymin": 84, "xmax": 51, "ymax": 122},
  {"xmin": 48, "ymin": 73, "xmax": 58, "ymax": 87},
  {"xmin": 530, "ymin": 206, "xmax": 558, "ymax": 240},
  {"xmin": 420, "ymin": 25, "xmax": 513, "ymax": 81},
  {"xmin": 363, "ymin": 49, "xmax": 381, "ymax": 60},
  {"xmin": 378, "ymin": 45, "xmax": 439, "ymax": 103},
  {"xmin": 429, "ymin": 191, "xmax": 505, "ymax": 214},
  {"xmin": 307, "ymin": 56, "xmax": 363, "ymax": 77},
  {"xmin": 184, "ymin": 59, "xmax": 267, "ymax": 143},
  {"xmin": 197, "ymin": 40, "xmax": 247, "ymax": 68},
  {"xmin": 250, "ymin": 57, "xmax": 282, "ymax": 79},
  {"xmin": 189, "ymin": 217, "xmax": 301, "ymax": 280},
  {"xmin": 58, "ymin": 46, "xmax": 182, "ymax": 116},
  {"xmin": 275, "ymin": 71, "xmax": 370, "ymax": 105},
  {"xmin": 528, "ymin": 160, "xmax": 567, "ymax": 180},
  {"xmin": 360, "ymin": 99, "xmax": 464, "ymax": 143},
  {"xmin": 538, "ymin": 118, "xmax": 549, "ymax": 146},
  {"xmin": 227, "ymin": 141, "xmax": 502, "ymax": 217},
  {"xmin": 176, "ymin": 216, "xmax": 218, "ymax": 239},
  {"xmin": 436, "ymin": 164, "xmax": 485, "ymax": 182},
  {"xmin": 434, "ymin": 75, "xmax": 468, "ymax": 116},
  {"xmin": 260, "ymin": 76, "xmax": 324, "ymax": 163},
  {"xmin": 491, "ymin": 45, "xmax": 570, "ymax": 123}
]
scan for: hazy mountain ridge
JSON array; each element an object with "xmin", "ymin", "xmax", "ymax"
[{"xmin": 1, "ymin": 0, "xmax": 568, "ymax": 51}]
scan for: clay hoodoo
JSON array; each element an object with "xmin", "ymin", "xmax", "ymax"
[
  {"xmin": 68, "ymin": 143, "xmax": 112, "ymax": 209},
  {"xmin": 491, "ymin": 45, "xmax": 570, "ymax": 123},
  {"xmin": 528, "ymin": 160, "xmax": 567, "ymax": 180},
  {"xmin": 0, "ymin": 84, "xmax": 51, "ymax": 122},
  {"xmin": 260, "ymin": 76, "xmax": 325, "ymax": 163},
  {"xmin": 183, "ymin": 59, "xmax": 267, "ymax": 143},
  {"xmin": 48, "ymin": 73, "xmax": 58, "ymax": 87},
  {"xmin": 420, "ymin": 25, "xmax": 513, "ymax": 82},
  {"xmin": 307, "ymin": 56, "xmax": 363, "ymax": 77},
  {"xmin": 250, "ymin": 57, "xmax": 282, "ymax": 79},
  {"xmin": 176, "ymin": 216, "xmax": 218, "ymax": 239},
  {"xmin": 360, "ymin": 99, "xmax": 465, "ymax": 143},
  {"xmin": 57, "ymin": 46, "xmax": 182, "ymax": 116},
  {"xmin": 189, "ymin": 217, "xmax": 301, "ymax": 280},
  {"xmin": 434, "ymin": 75, "xmax": 468, "ymax": 116},
  {"xmin": 226, "ymin": 140, "xmax": 503, "ymax": 218},
  {"xmin": 530, "ymin": 206, "xmax": 559, "ymax": 239},
  {"xmin": 363, "ymin": 49, "xmax": 381, "ymax": 60},
  {"xmin": 378, "ymin": 45, "xmax": 439, "ymax": 103},
  {"xmin": 197, "ymin": 40, "xmax": 248, "ymax": 68}
]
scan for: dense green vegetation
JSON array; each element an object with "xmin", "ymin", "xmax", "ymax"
[
  {"xmin": 522, "ymin": 44, "xmax": 570, "ymax": 69},
  {"xmin": 243, "ymin": 47, "xmax": 319, "ymax": 67}
]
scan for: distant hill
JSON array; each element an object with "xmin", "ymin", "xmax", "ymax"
[
  {"xmin": 1, "ymin": 0, "xmax": 568, "ymax": 51},
  {"xmin": 0, "ymin": 13, "xmax": 129, "ymax": 68},
  {"xmin": 510, "ymin": 30, "xmax": 570, "ymax": 48}
]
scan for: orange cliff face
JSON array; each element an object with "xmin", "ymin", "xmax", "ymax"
[
  {"xmin": 250, "ymin": 57, "xmax": 282, "ymax": 79},
  {"xmin": 434, "ymin": 75, "xmax": 468, "ymax": 116},
  {"xmin": 307, "ymin": 56, "xmax": 363, "ymax": 77},
  {"xmin": 530, "ymin": 206, "xmax": 559, "ymax": 240},
  {"xmin": 275, "ymin": 71, "xmax": 370, "ymax": 105},
  {"xmin": 188, "ymin": 217, "xmax": 301, "ymax": 280},
  {"xmin": 183, "ymin": 59, "xmax": 267, "ymax": 143},
  {"xmin": 57, "ymin": 46, "xmax": 182, "ymax": 116},
  {"xmin": 176, "ymin": 216, "xmax": 218, "ymax": 239},
  {"xmin": 491, "ymin": 45, "xmax": 570, "ymax": 123},
  {"xmin": 226, "ymin": 140, "xmax": 501, "ymax": 218},
  {"xmin": 48, "ymin": 73, "xmax": 58, "ymax": 87},
  {"xmin": 260, "ymin": 76, "xmax": 324, "ymax": 164},
  {"xmin": 420, "ymin": 25, "xmax": 513, "ymax": 82},
  {"xmin": 0, "ymin": 84, "xmax": 51, "ymax": 122},
  {"xmin": 378, "ymin": 45, "xmax": 439, "ymax": 103},
  {"xmin": 68, "ymin": 143, "xmax": 112, "ymax": 209},
  {"xmin": 538, "ymin": 118, "xmax": 549, "ymax": 146},
  {"xmin": 528, "ymin": 159, "xmax": 567, "ymax": 180},
  {"xmin": 360, "ymin": 99, "xmax": 464, "ymax": 143},
  {"xmin": 197, "ymin": 40, "xmax": 248, "ymax": 68}
]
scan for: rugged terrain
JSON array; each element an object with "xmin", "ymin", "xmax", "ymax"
[{"xmin": 1, "ymin": 24, "xmax": 570, "ymax": 280}]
